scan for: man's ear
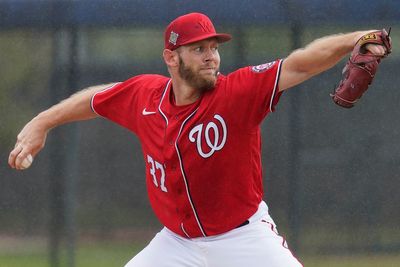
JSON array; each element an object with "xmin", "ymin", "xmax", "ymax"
[{"xmin": 163, "ymin": 49, "xmax": 179, "ymax": 68}]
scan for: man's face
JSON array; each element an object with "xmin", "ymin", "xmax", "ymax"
[{"xmin": 176, "ymin": 38, "xmax": 221, "ymax": 91}]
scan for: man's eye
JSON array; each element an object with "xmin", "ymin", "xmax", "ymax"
[{"xmin": 194, "ymin": 47, "xmax": 202, "ymax": 52}]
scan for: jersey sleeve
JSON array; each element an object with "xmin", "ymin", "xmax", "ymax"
[
  {"xmin": 91, "ymin": 76, "xmax": 145, "ymax": 133},
  {"xmin": 224, "ymin": 59, "xmax": 283, "ymax": 128}
]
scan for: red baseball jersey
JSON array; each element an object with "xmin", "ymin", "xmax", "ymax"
[{"xmin": 91, "ymin": 59, "xmax": 283, "ymax": 238}]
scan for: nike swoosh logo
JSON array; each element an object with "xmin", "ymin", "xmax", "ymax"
[{"xmin": 142, "ymin": 108, "xmax": 157, "ymax": 116}]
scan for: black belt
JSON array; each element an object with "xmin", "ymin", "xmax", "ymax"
[{"xmin": 236, "ymin": 220, "xmax": 249, "ymax": 228}]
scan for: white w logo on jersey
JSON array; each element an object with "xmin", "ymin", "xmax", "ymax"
[{"xmin": 189, "ymin": 114, "xmax": 227, "ymax": 158}]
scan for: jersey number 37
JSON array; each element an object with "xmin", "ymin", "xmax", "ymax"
[{"xmin": 147, "ymin": 155, "xmax": 167, "ymax": 192}]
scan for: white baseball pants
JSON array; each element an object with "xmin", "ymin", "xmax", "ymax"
[{"xmin": 125, "ymin": 201, "xmax": 303, "ymax": 267}]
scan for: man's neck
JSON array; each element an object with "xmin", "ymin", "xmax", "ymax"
[{"xmin": 171, "ymin": 79, "xmax": 201, "ymax": 106}]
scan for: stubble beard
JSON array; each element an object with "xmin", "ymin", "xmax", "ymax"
[{"xmin": 178, "ymin": 56, "xmax": 218, "ymax": 92}]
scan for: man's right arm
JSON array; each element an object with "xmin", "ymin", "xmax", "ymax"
[{"xmin": 8, "ymin": 83, "xmax": 116, "ymax": 170}]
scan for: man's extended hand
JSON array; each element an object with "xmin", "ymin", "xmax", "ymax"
[
  {"xmin": 8, "ymin": 118, "xmax": 48, "ymax": 170},
  {"xmin": 331, "ymin": 28, "xmax": 392, "ymax": 108}
]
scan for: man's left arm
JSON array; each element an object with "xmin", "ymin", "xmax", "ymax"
[{"xmin": 278, "ymin": 30, "xmax": 387, "ymax": 92}]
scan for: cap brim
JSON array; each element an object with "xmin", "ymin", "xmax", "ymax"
[{"xmin": 180, "ymin": 33, "xmax": 232, "ymax": 47}]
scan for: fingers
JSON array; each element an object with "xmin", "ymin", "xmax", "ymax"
[
  {"xmin": 8, "ymin": 142, "xmax": 35, "ymax": 170},
  {"xmin": 365, "ymin": 44, "xmax": 387, "ymax": 56},
  {"xmin": 15, "ymin": 147, "xmax": 34, "ymax": 170},
  {"xmin": 8, "ymin": 143, "xmax": 23, "ymax": 169},
  {"xmin": 9, "ymin": 118, "xmax": 47, "ymax": 170}
]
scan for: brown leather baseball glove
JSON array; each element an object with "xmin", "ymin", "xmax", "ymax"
[{"xmin": 331, "ymin": 28, "xmax": 392, "ymax": 108}]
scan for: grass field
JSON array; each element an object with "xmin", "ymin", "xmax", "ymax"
[
  {"xmin": 1, "ymin": 240, "xmax": 400, "ymax": 267},
  {"xmin": 302, "ymin": 254, "xmax": 400, "ymax": 267},
  {"xmin": 0, "ymin": 242, "xmax": 141, "ymax": 267}
]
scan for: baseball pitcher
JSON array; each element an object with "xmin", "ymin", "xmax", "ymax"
[{"xmin": 9, "ymin": 13, "xmax": 391, "ymax": 267}]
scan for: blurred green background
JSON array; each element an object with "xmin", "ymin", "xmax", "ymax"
[{"xmin": 1, "ymin": 1, "xmax": 399, "ymax": 266}]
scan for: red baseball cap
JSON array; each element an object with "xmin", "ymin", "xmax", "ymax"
[{"xmin": 164, "ymin": 13, "xmax": 232, "ymax": 51}]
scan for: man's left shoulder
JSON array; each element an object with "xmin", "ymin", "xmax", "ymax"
[{"xmin": 250, "ymin": 60, "xmax": 279, "ymax": 73}]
